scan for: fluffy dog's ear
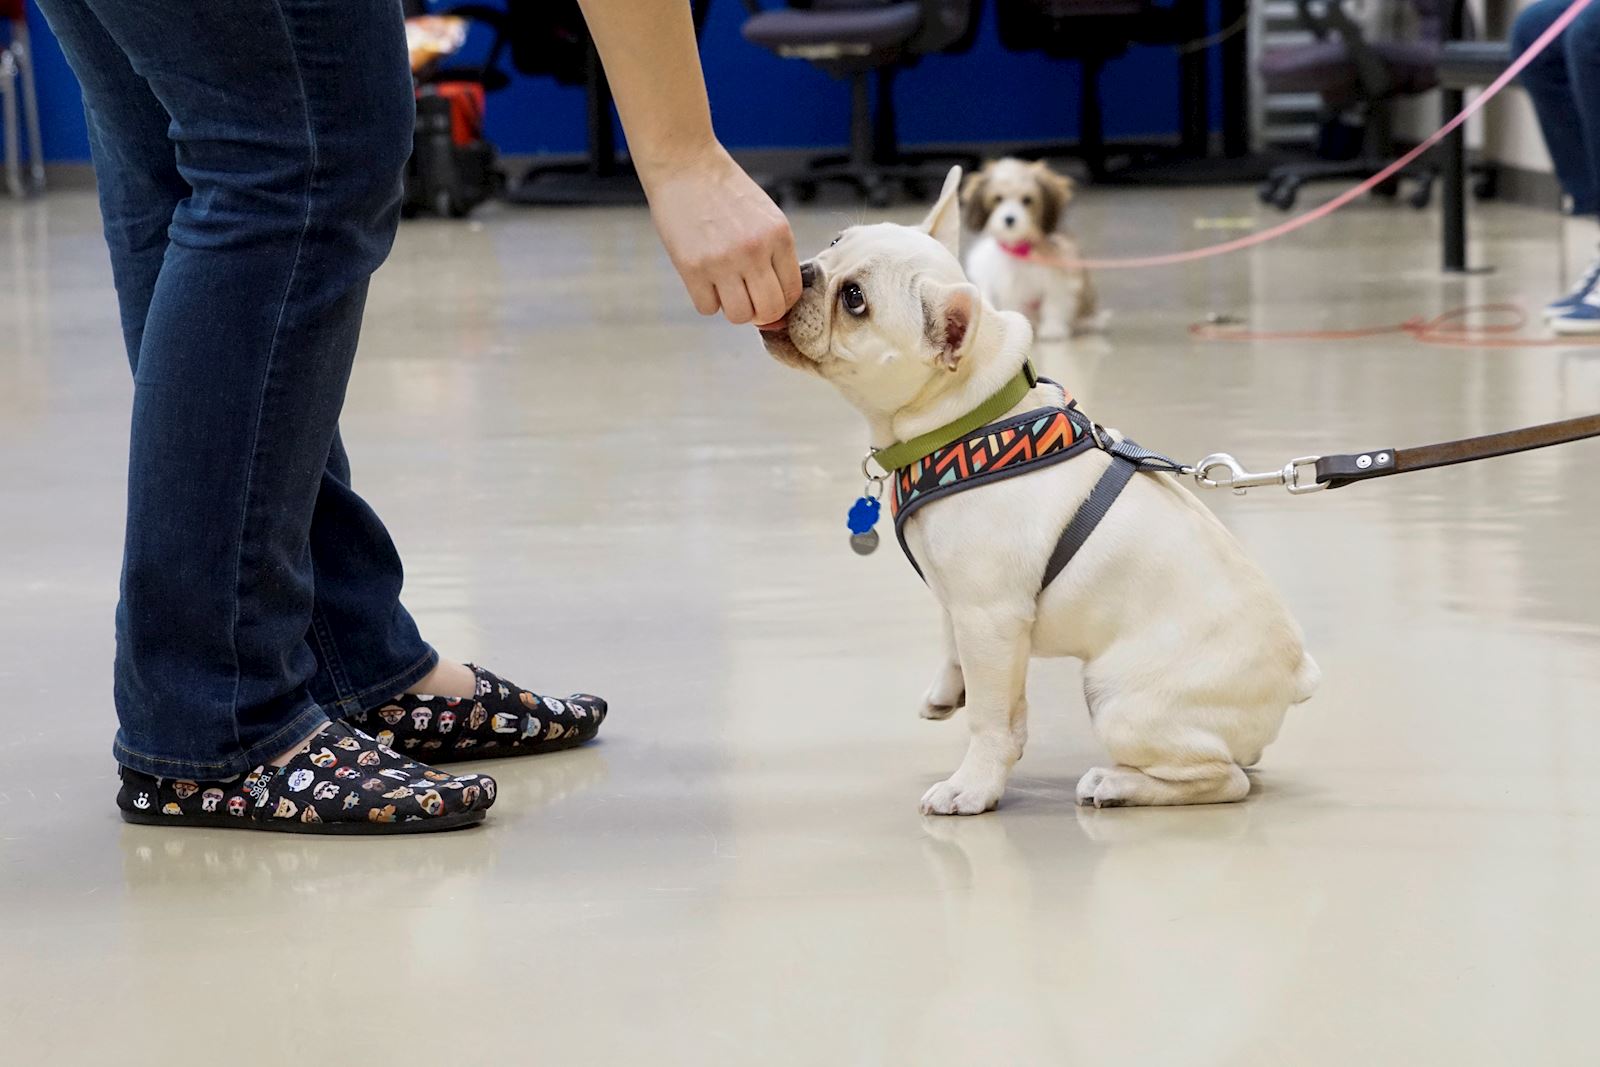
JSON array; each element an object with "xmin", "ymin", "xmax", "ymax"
[
  {"xmin": 1032, "ymin": 162, "xmax": 1074, "ymax": 233},
  {"xmin": 960, "ymin": 169, "xmax": 991, "ymax": 233},
  {"xmin": 918, "ymin": 166, "xmax": 964, "ymax": 257},
  {"xmin": 921, "ymin": 279, "xmax": 982, "ymax": 371}
]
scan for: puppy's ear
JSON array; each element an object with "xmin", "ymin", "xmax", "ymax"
[
  {"xmin": 1032, "ymin": 163, "xmax": 1074, "ymax": 233},
  {"xmin": 921, "ymin": 279, "xmax": 982, "ymax": 371},
  {"xmin": 960, "ymin": 169, "xmax": 991, "ymax": 234},
  {"xmin": 918, "ymin": 165, "xmax": 964, "ymax": 257}
]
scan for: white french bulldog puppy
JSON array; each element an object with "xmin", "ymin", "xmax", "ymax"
[{"xmin": 758, "ymin": 167, "xmax": 1319, "ymax": 815}]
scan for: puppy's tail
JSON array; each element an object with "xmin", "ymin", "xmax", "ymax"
[{"xmin": 1292, "ymin": 651, "xmax": 1321, "ymax": 705}]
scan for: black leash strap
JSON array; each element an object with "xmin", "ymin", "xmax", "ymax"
[{"xmin": 1314, "ymin": 412, "xmax": 1600, "ymax": 489}]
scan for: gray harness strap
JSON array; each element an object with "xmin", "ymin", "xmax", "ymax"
[{"xmin": 1040, "ymin": 435, "xmax": 1188, "ymax": 590}]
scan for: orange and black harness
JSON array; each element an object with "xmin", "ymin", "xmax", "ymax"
[{"xmin": 857, "ymin": 362, "xmax": 1186, "ymax": 586}]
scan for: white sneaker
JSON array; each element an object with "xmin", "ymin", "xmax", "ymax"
[
  {"xmin": 1550, "ymin": 285, "xmax": 1600, "ymax": 334},
  {"xmin": 1546, "ymin": 249, "xmax": 1600, "ymax": 320}
]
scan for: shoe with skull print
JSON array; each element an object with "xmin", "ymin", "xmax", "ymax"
[
  {"xmin": 116, "ymin": 721, "xmax": 497, "ymax": 834},
  {"xmin": 347, "ymin": 663, "xmax": 608, "ymax": 763}
]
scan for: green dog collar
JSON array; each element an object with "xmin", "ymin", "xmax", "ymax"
[{"xmin": 870, "ymin": 361, "xmax": 1038, "ymax": 474}]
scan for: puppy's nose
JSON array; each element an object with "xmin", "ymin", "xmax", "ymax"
[
  {"xmin": 800, "ymin": 261, "xmax": 818, "ymax": 289},
  {"xmin": 1002, "ymin": 213, "xmax": 1017, "ymax": 226}
]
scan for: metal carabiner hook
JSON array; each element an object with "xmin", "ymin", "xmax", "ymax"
[{"xmin": 1193, "ymin": 453, "xmax": 1327, "ymax": 496}]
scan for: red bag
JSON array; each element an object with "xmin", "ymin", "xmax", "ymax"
[{"xmin": 430, "ymin": 82, "xmax": 484, "ymax": 148}]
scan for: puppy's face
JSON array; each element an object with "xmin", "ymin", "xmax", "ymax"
[
  {"xmin": 759, "ymin": 167, "xmax": 983, "ymax": 416},
  {"xmin": 960, "ymin": 158, "xmax": 1074, "ymax": 245}
]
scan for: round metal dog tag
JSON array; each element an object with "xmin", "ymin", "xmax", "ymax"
[{"xmin": 849, "ymin": 529, "xmax": 880, "ymax": 556}]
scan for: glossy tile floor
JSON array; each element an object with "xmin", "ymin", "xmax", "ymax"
[{"xmin": 4, "ymin": 184, "xmax": 1600, "ymax": 1064}]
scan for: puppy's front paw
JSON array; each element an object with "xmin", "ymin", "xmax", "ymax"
[
  {"xmin": 1075, "ymin": 766, "xmax": 1130, "ymax": 809},
  {"xmin": 920, "ymin": 776, "xmax": 1002, "ymax": 816}
]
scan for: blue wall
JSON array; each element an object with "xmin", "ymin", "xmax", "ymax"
[{"xmin": 27, "ymin": 1, "xmax": 1222, "ymax": 163}]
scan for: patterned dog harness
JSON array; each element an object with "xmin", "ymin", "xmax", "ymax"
[{"xmin": 884, "ymin": 374, "xmax": 1185, "ymax": 588}]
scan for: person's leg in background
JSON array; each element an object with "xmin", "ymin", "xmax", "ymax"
[
  {"xmin": 1540, "ymin": 2, "xmax": 1600, "ymax": 332},
  {"xmin": 1514, "ymin": 0, "xmax": 1600, "ymax": 328}
]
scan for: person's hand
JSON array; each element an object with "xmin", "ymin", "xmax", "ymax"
[{"xmin": 641, "ymin": 141, "xmax": 803, "ymax": 327}]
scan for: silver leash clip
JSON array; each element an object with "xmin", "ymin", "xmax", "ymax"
[{"xmin": 1193, "ymin": 453, "xmax": 1326, "ymax": 496}]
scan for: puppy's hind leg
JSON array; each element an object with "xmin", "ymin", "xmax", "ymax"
[
  {"xmin": 1037, "ymin": 273, "xmax": 1080, "ymax": 341},
  {"xmin": 1076, "ymin": 762, "xmax": 1250, "ymax": 809},
  {"xmin": 920, "ymin": 610, "xmax": 1031, "ymax": 816},
  {"xmin": 920, "ymin": 610, "xmax": 965, "ymax": 721}
]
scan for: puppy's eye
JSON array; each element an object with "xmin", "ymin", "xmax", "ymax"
[
  {"xmin": 1021, "ymin": 194, "xmax": 1034, "ymax": 206},
  {"xmin": 840, "ymin": 282, "xmax": 868, "ymax": 317},
  {"xmin": 829, "ymin": 234, "xmax": 842, "ymax": 247}
]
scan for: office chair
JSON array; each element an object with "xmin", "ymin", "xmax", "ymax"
[
  {"xmin": 1258, "ymin": 0, "xmax": 1445, "ymax": 210},
  {"xmin": 740, "ymin": 0, "xmax": 981, "ymax": 206},
  {"xmin": 1, "ymin": 0, "xmax": 43, "ymax": 198},
  {"xmin": 995, "ymin": 0, "xmax": 1210, "ymax": 182}
]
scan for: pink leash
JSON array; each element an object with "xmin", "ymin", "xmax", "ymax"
[{"xmin": 1061, "ymin": 0, "xmax": 1595, "ymax": 271}]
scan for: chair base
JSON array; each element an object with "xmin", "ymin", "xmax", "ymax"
[
  {"xmin": 757, "ymin": 66, "xmax": 974, "ymax": 207},
  {"xmin": 1260, "ymin": 157, "xmax": 1439, "ymax": 211},
  {"xmin": 760, "ymin": 158, "xmax": 974, "ymax": 209}
]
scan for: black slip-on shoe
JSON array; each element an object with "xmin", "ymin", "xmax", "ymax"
[
  {"xmin": 117, "ymin": 721, "xmax": 496, "ymax": 835},
  {"xmin": 349, "ymin": 663, "xmax": 607, "ymax": 763}
]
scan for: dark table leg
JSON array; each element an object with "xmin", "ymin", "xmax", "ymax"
[
  {"xmin": 1441, "ymin": 85, "xmax": 1466, "ymax": 272},
  {"xmin": 1219, "ymin": 0, "xmax": 1250, "ymax": 157}
]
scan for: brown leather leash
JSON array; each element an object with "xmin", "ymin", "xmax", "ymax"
[{"xmin": 1191, "ymin": 413, "xmax": 1600, "ymax": 496}]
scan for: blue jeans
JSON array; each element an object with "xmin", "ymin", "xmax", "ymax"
[
  {"xmin": 1515, "ymin": 0, "xmax": 1600, "ymax": 217},
  {"xmin": 34, "ymin": 0, "xmax": 437, "ymax": 779}
]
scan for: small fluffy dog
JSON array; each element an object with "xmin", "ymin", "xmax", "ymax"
[
  {"xmin": 759, "ymin": 168, "xmax": 1318, "ymax": 814},
  {"xmin": 962, "ymin": 158, "xmax": 1103, "ymax": 340}
]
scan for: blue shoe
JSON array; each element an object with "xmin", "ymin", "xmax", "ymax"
[
  {"xmin": 1551, "ymin": 286, "xmax": 1600, "ymax": 334},
  {"xmin": 1545, "ymin": 250, "xmax": 1600, "ymax": 320}
]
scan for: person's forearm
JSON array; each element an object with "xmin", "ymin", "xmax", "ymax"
[{"xmin": 575, "ymin": 0, "xmax": 718, "ymax": 181}]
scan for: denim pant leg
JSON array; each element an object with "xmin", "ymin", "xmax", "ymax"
[
  {"xmin": 304, "ymin": 431, "xmax": 437, "ymax": 720},
  {"xmin": 30, "ymin": 0, "xmax": 184, "ymax": 369},
  {"xmin": 1561, "ymin": 2, "xmax": 1600, "ymax": 222},
  {"xmin": 35, "ymin": 0, "xmax": 416, "ymax": 778},
  {"xmin": 1514, "ymin": 0, "xmax": 1600, "ymax": 216}
]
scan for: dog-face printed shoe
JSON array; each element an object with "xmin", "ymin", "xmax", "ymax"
[
  {"xmin": 117, "ymin": 721, "xmax": 496, "ymax": 835},
  {"xmin": 348, "ymin": 663, "xmax": 607, "ymax": 763}
]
